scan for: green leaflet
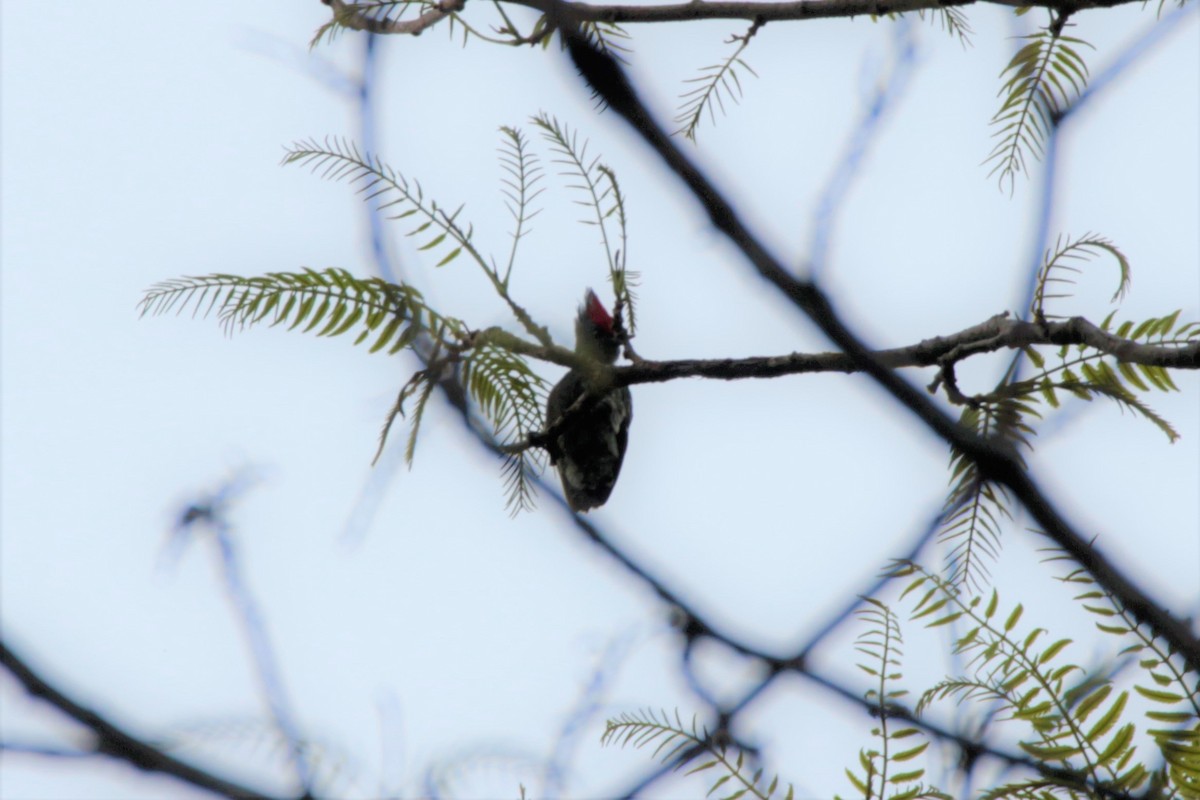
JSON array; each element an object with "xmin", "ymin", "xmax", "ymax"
[{"xmin": 986, "ymin": 27, "xmax": 1094, "ymax": 193}]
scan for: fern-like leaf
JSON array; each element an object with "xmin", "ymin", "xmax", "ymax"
[
  {"xmin": 838, "ymin": 598, "xmax": 949, "ymax": 800},
  {"xmin": 1150, "ymin": 723, "xmax": 1200, "ymax": 797},
  {"xmin": 1029, "ymin": 307, "xmax": 1195, "ymax": 443},
  {"xmin": 139, "ymin": 269, "xmax": 448, "ymax": 353},
  {"xmin": 1047, "ymin": 551, "xmax": 1200, "ymax": 723},
  {"xmin": 530, "ymin": 113, "xmax": 637, "ymax": 328},
  {"xmin": 1064, "ymin": 367, "xmax": 1179, "ymax": 442},
  {"xmin": 674, "ymin": 24, "xmax": 761, "ymax": 141},
  {"xmin": 904, "ymin": 563, "xmax": 1152, "ymax": 796},
  {"xmin": 595, "ymin": 164, "xmax": 638, "ymax": 334},
  {"xmin": 986, "ymin": 28, "xmax": 1093, "ymax": 193},
  {"xmin": 400, "ymin": 372, "xmax": 437, "ymax": 466},
  {"xmin": 602, "ymin": 709, "xmax": 708, "ymax": 769},
  {"xmin": 283, "ymin": 137, "xmax": 481, "ymax": 271},
  {"xmin": 938, "ymin": 395, "xmax": 1037, "ymax": 592},
  {"xmin": 164, "ymin": 716, "xmax": 366, "ymax": 799},
  {"xmin": 1031, "ymin": 233, "xmax": 1130, "ymax": 320},
  {"xmin": 285, "ymin": 135, "xmax": 553, "ymax": 345},
  {"xmin": 311, "ymin": 1, "xmax": 425, "ymax": 48},
  {"xmin": 602, "ymin": 709, "xmax": 794, "ymax": 799},
  {"xmin": 917, "ymin": 6, "xmax": 972, "ymax": 47},
  {"xmin": 141, "ymin": 269, "xmax": 473, "ymax": 471},
  {"xmin": 317, "ymin": 0, "xmax": 523, "ymax": 48},
  {"xmin": 497, "ymin": 125, "xmax": 545, "ymax": 286},
  {"xmin": 373, "ymin": 327, "xmax": 455, "ymax": 467},
  {"xmin": 578, "ymin": 20, "xmax": 632, "ymax": 64},
  {"xmin": 462, "ymin": 343, "xmax": 548, "ymax": 514},
  {"xmin": 611, "ymin": 258, "xmax": 641, "ymax": 337}
]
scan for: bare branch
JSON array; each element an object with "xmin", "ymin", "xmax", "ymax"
[
  {"xmin": 494, "ymin": 312, "xmax": 1200, "ymax": 394},
  {"xmin": 557, "ymin": 17, "xmax": 1200, "ymax": 674},
  {"xmin": 613, "ymin": 314, "xmax": 1199, "ymax": 386},
  {"xmin": 323, "ymin": 0, "xmax": 1147, "ymax": 38},
  {"xmin": 495, "ymin": 311, "xmax": 1199, "ymax": 457},
  {"xmin": 1, "ymin": 639, "xmax": 286, "ymax": 800}
]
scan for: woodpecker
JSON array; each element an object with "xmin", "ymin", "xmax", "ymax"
[{"xmin": 545, "ymin": 290, "xmax": 632, "ymax": 512}]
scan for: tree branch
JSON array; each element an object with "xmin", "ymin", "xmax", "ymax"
[
  {"xmin": 0, "ymin": 639, "xmax": 285, "ymax": 800},
  {"xmin": 480, "ymin": 312, "xmax": 1200, "ymax": 396},
  {"xmin": 557, "ymin": 16, "xmax": 1200, "ymax": 673},
  {"xmin": 495, "ymin": 310, "xmax": 1197, "ymax": 456},
  {"xmin": 323, "ymin": 18, "xmax": 1196, "ymax": 797},
  {"xmin": 612, "ymin": 314, "xmax": 1200, "ymax": 386},
  {"xmin": 322, "ymin": 0, "xmax": 1140, "ymax": 38},
  {"xmin": 323, "ymin": 0, "xmax": 465, "ymax": 36}
]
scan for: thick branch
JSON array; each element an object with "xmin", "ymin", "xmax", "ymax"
[
  {"xmin": 1051, "ymin": 315, "xmax": 1200, "ymax": 366},
  {"xmin": 495, "ymin": 311, "xmax": 1198, "ymax": 457},
  {"xmin": 517, "ymin": 0, "xmax": 1131, "ymax": 23},
  {"xmin": 613, "ymin": 314, "xmax": 1200, "ymax": 386},
  {"xmin": 324, "ymin": 0, "xmax": 1138, "ymax": 36},
  {"xmin": 1, "ymin": 639, "xmax": 283, "ymax": 800},
  {"xmin": 481, "ymin": 314, "xmax": 1200, "ymax": 391},
  {"xmin": 558, "ymin": 19, "xmax": 1200, "ymax": 673}
]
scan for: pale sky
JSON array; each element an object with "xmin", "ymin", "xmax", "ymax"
[{"xmin": 2, "ymin": 2, "xmax": 1197, "ymax": 798}]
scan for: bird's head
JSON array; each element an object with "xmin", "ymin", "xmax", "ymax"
[{"xmin": 574, "ymin": 289, "xmax": 621, "ymax": 364}]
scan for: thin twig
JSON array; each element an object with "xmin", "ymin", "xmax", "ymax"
[
  {"xmin": 0, "ymin": 640, "xmax": 284, "ymax": 800},
  {"xmin": 556, "ymin": 7, "xmax": 1200, "ymax": 678}
]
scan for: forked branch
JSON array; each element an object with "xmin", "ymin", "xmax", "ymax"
[{"xmin": 321, "ymin": 0, "xmax": 1149, "ymax": 37}]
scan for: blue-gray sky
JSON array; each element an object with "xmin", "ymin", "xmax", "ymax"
[{"xmin": 2, "ymin": 2, "xmax": 1197, "ymax": 798}]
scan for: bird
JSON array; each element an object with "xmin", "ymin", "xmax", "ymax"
[{"xmin": 544, "ymin": 289, "xmax": 633, "ymax": 512}]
